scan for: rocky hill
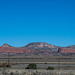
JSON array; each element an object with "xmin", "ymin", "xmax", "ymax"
[
  {"xmin": 0, "ymin": 42, "xmax": 75, "ymax": 55},
  {"xmin": 26, "ymin": 42, "xmax": 59, "ymax": 51},
  {"xmin": 2, "ymin": 43, "xmax": 12, "ymax": 47},
  {"xmin": 0, "ymin": 44, "xmax": 36, "ymax": 55}
]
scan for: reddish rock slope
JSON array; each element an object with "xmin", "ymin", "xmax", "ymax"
[
  {"xmin": 0, "ymin": 43, "xmax": 75, "ymax": 55},
  {"xmin": 0, "ymin": 46, "xmax": 35, "ymax": 54},
  {"xmin": 59, "ymin": 47, "xmax": 75, "ymax": 53}
]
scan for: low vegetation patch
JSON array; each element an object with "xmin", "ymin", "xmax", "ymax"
[
  {"xmin": 0, "ymin": 63, "xmax": 11, "ymax": 67},
  {"xmin": 26, "ymin": 63, "xmax": 37, "ymax": 69},
  {"xmin": 47, "ymin": 66, "xmax": 54, "ymax": 70}
]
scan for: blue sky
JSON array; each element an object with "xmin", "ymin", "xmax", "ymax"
[{"xmin": 0, "ymin": 0, "xmax": 75, "ymax": 47}]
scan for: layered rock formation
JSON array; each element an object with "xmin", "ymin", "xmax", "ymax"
[
  {"xmin": 0, "ymin": 42, "xmax": 75, "ymax": 55},
  {"xmin": 58, "ymin": 47, "xmax": 75, "ymax": 53}
]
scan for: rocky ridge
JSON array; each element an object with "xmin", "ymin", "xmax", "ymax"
[{"xmin": 0, "ymin": 42, "xmax": 75, "ymax": 55}]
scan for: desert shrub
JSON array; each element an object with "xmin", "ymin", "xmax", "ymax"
[
  {"xmin": 10, "ymin": 72, "xmax": 14, "ymax": 75},
  {"xmin": 26, "ymin": 63, "xmax": 37, "ymax": 69},
  {"xmin": 6, "ymin": 64, "xmax": 11, "ymax": 67},
  {"xmin": 47, "ymin": 66, "xmax": 54, "ymax": 70},
  {"xmin": 0, "ymin": 63, "xmax": 11, "ymax": 67}
]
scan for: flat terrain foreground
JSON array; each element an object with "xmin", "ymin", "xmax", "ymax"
[
  {"xmin": 0, "ymin": 69, "xmax": 75, "ymax": 75},
  {"xmin": 0, "ymin": 55, "xmax": 75, "ymax": 70}
]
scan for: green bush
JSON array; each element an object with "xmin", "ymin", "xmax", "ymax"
[
  {"xmin": 26, "ymin": 63, "xmax": 37, "ymax": 69},
  {"xmin": 47, "ymin": 66, "xmax": 54, "ymax": 70}
]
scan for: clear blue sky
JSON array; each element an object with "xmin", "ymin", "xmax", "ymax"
[{"xmin": 0, "ymin": 0, "xmax": 75, "ymax": 47}]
